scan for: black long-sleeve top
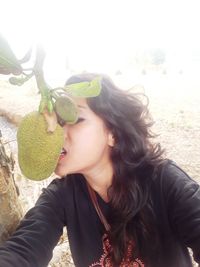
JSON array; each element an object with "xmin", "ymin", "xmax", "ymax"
[{"xmin": 0, "ymin": 160, "xmax": 200, "ymax": 267}]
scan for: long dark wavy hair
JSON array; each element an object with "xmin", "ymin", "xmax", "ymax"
[{"xmin": 65, "ymin": 73, "xmax": 165, "ymax": 266}]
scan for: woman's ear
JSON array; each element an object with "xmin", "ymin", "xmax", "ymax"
[{"xmin": 108, "ymin": 133, "xmax": 115, "ymax": 147}]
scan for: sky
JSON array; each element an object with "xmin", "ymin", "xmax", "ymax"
[{"xmin": 1, "ymin": 0, "xmax": 200, "ymax": 86}]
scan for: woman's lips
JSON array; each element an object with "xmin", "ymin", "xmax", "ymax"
[
  {"xmin": 59, "ymin": 154, "xmax": 66, "ymax": 160},
  {"xmin": 59, "ymin": 148, "xmax": 67, "ymax": 160}
]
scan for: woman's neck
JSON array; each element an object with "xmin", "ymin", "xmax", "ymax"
[{"xmin": 83, "ymin": 161, "xmax": 113, "ymax": 203}]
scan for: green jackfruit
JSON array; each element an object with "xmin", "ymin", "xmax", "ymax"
[
  {"xmin": 55, "ymin": 95, "xmax": 78, "ymax": 124},
  {"xmin": 17, "ymin": 111, "xmax": 64, "ymax": 181}
]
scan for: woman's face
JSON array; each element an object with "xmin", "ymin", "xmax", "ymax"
[{"xmin": 54, "ymin": 97, "xmax": 114, "ymax": 177}]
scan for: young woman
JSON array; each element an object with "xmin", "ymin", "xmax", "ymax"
[{"xmin": 0, "ymin": 73, "xmax": 199, "ymax": 267}]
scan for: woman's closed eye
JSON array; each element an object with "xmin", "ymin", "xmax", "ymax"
[
  {"xmin": 57, "ymin": 116, "xmax": 85, "ymax": 127},
  {"xmin": 75, "ymin": 118, "xmax": 85, "ymax": 124}
]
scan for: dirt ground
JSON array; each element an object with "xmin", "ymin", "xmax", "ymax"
[
  {"xmin": 143, "ymin": 73, "xmax": 200, "ymax": 183},
  {"xmin": 0, "ymin": 71, "xmax": 199, "ymax": 266}
]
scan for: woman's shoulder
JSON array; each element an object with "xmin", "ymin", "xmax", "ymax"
[
  {"xmin": 152, "ymin": 159, "xmax": 199, "ymax": 199},
  {"xmin": 156, "ymin": 159, "xmax": 196, "ymax": 184}
]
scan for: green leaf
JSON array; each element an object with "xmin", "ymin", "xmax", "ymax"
[
  {"xmin": 64, "ymin": 77, "xmax": 102, "ymax": 97},
  {"xmin": 55, "ymin": 96, "xmax": 78, "ymax": 124},
  {"xmin": 9, "ymin": 72, "xmax": 34, "ymax": 86},
  {"xmin": 9, "ymin": 76, "xmax": 25, "ymax": 86},
  {"xmin": 0, "ymin": 34, "xmax": 22, "ymax": 75}
]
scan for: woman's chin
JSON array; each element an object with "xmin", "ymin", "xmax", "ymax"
[
  {"xmin": 54, "ymin": 166, "xmax": 74, "ymax": 177},
  {"xmin": 54, "ymin": 163, "xmax": 81, "ymax": 177},
  {"xmin": 54, "ymin": 166, "xmax": 64, "ymax": 177}
]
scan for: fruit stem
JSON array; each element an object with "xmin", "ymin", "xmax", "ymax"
[{"xmin": 33, "ymin": 45, "xmax": 50, "ymax": 99}]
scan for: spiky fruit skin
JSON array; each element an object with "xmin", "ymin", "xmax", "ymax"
[{"xmin": 17, "ymin": 111, "xmax": 64, "ymax": 181}]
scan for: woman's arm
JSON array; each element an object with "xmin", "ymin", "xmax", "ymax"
[
  {"xmin": 0, "ymin": 178, "xmax": 66, "ymax": 267},
  {"xmin": 163, "ymin": 162, "xmax": 200, "ymax": 264}
]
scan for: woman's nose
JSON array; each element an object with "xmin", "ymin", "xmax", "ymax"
[{"xmin": 63, "ymin": 124, "xmax": 69, "ymax": 138}]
